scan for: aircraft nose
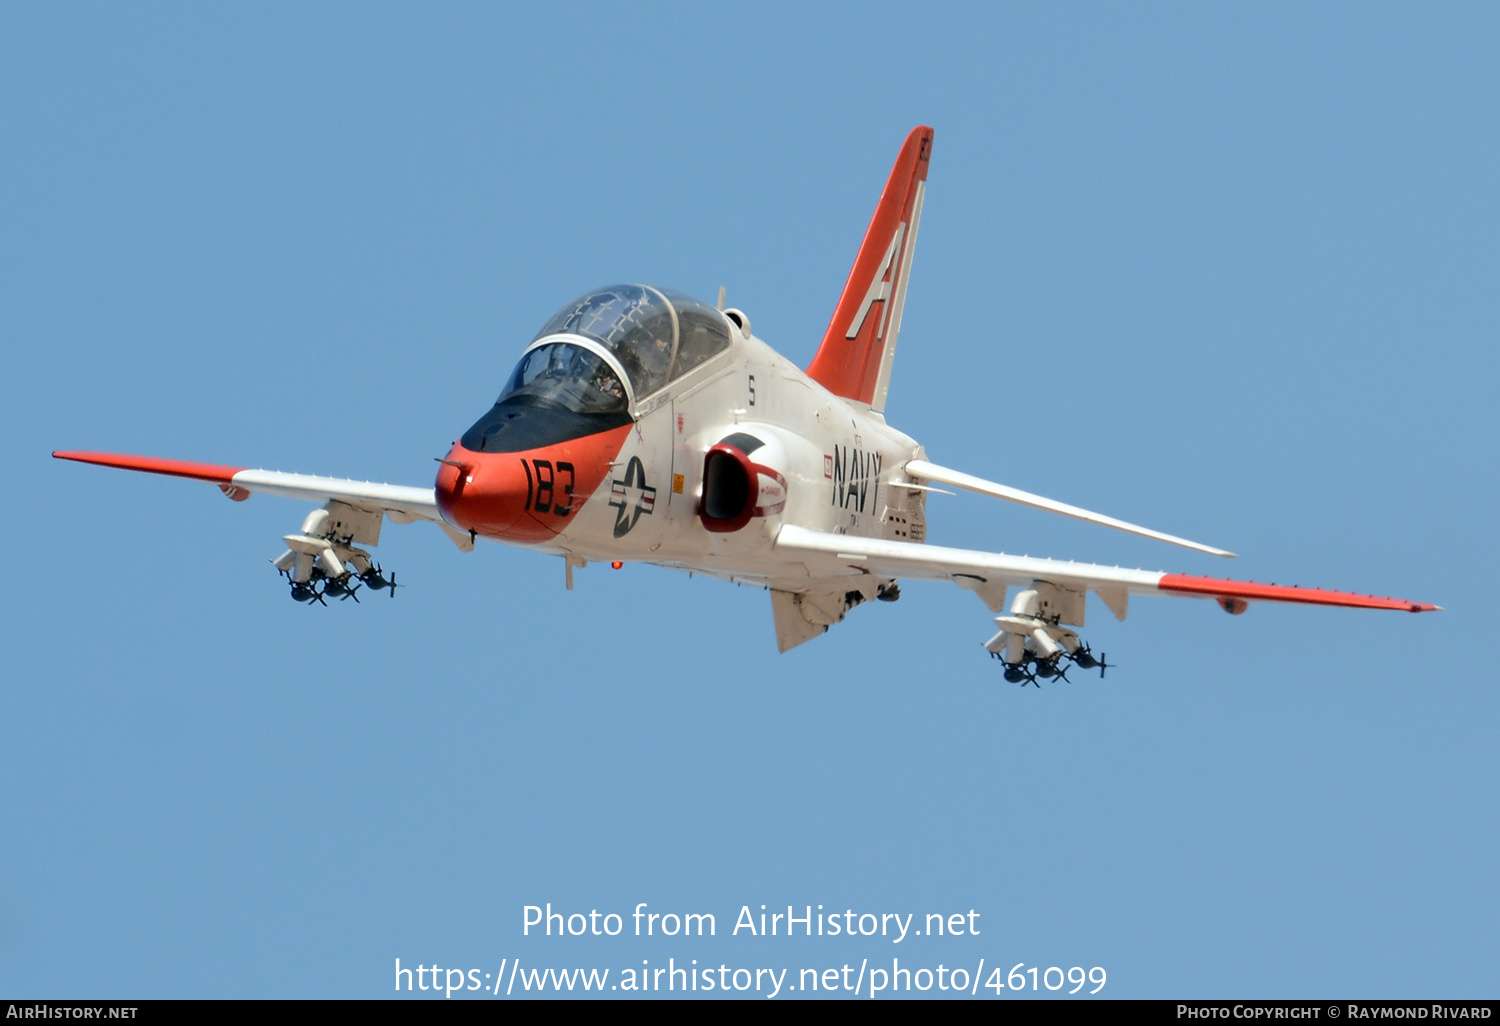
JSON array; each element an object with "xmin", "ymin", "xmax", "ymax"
[
  {"xmin": 434, "ymin": 424, "xmax": 634, "ymax": 542},
  {"xmin": 434, "ymin": 445, "xmax": 531, "ymax": 537}
]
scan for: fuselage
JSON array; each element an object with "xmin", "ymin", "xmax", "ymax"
[{"xmin": 434, "ymin": 284, "xmax": 927, "ymax": 589}]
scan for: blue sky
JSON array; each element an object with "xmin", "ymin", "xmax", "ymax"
[{"xmin": 2, "ymin": 2, "xmax": 1495, "ymax": 999}]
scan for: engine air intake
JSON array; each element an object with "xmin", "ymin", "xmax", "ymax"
[{"xmin": 700, "ymin": 443, "xmax": 757, "ymax": 532}]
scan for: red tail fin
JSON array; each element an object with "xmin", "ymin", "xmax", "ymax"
[{"xmin": 806, "ymin": 126, "xmax": 933, "ymax": 412}]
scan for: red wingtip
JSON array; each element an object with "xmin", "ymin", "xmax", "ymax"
[
  {"xmin": 1158, "ymin": 573, "xmax": 1439, "ymax": 613},
  {"xmin": 53, "ymin": 450, "xmax": 246, "ymax": 486}
]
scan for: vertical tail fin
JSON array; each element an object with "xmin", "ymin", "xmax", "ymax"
[{"xmin": 806, "ymin": 126, "xmax": 933, "ymax": 413}]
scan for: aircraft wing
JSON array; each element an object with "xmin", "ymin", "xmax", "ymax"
[
  {"xmin": 774, "ymin": 524, "xmax": 1437, "ymax": 618},
  {"xmin": 53, "ymin": 450, "xmax": 474, "ymax": 550}
]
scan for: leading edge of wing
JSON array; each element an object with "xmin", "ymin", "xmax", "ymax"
[
  {"xmin": 774, "ymin": 525, "xmax": 1439, "ymax": 613},
  {"xmin": 53, "ymin": 450, "xmax": 441, "ymax": 522}
]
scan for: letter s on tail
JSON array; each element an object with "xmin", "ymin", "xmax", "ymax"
[{"xmin": 806, "ymin": 126, "xmax": 933, "ymax": 413}]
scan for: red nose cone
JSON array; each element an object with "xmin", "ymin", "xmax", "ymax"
[
  {"xmin": 435, "ymin": 445, "xmax": 531, "ymax": 538},
  {"xmin": 434, "ymin": 425, "xmax": 632, "ymax": 543}
]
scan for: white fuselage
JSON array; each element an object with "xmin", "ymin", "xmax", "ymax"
[{"xmin": 510, "ymin": 327, "xmax": 928, "ymax": 592}]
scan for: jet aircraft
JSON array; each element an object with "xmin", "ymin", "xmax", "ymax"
[{"xmin": 55, "ymin": 127, "xmax": 1437, "ymax": 683}]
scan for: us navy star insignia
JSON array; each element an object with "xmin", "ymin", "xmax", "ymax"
[{"xmin": 610, "ymin": 456, "xmax": 656, "ymax": 538}]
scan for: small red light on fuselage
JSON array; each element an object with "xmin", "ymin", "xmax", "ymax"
[{"xmin": 611, "ymin": 561, "xmax": 623, "ymax": 570}]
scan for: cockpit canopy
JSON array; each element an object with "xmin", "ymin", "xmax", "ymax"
[
  {"xmin": 532, "ymin": 284, "xmax": 732, "ymax": 401},
  {"xmin": 460, "ymin": 285, "xmax": 733, "ymax": 454}
]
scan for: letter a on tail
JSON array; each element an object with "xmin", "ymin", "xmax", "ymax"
[{"xmin": 806, "ymin": 125, "xmax": 933, "ymax": 413}]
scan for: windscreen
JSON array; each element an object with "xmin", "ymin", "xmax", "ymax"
[
  {"xmin": 497, "ymin": 342, "xmax": 628, "ymax": 415},
  {"xmin": 460, "ymin": 342, "xmax": 632, "ymax": 453}
]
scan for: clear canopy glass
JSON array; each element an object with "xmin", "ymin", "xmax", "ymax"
[
  {"xmin": 496, "ymin": 342, "xmax": 628, "ymax": 415},
  {"xmin": 533, "ymin": 284, "xmax": 731, "ymax": 400}
]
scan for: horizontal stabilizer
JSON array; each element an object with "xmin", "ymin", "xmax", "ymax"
[{"xmin": 905, "ymin": 459, "xmax": 1235, "ymax": 558}]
